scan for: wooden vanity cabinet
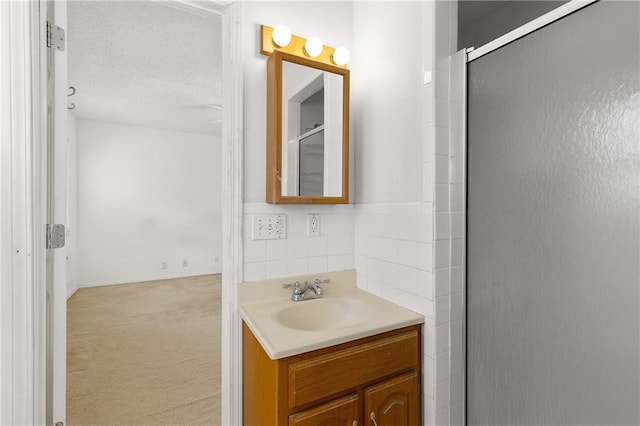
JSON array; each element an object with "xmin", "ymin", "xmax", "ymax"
[{"xmin": 242, "ymin": 323, "xmax": 422, "ymax": 426}]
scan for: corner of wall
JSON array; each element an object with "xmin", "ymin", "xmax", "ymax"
[{"xmin": 431, "ymin": 1, "xmax": 466, "ymax": 425}]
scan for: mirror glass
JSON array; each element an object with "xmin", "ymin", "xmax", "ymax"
[{"xmin": 280, "ymin": 60, "xmax": 344, "ymax": 197}]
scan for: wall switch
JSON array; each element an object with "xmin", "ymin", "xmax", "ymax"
[
  {"xmin": 214, "ymin": 256, "xmax": 219, "ymax": 263},
  {"xmin": 161, "ymin": 261, "xmax": 168, "ymax": 269},
  {"xmin": 252, "ymin": 214, "xmax": 287, "ymax": 240},
  {"xmin": 307, "ymin": 213, "xmax": 320, "ymax": 237},
  {"xmin": 182, "ymin": 259, "xmax": 188, "ymax": 267}
]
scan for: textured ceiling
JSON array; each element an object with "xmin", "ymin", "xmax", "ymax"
[{"xmin": 68, "ymin": 1, "xmax": 222, "ymax": 135}]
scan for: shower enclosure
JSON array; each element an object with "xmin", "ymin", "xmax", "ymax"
[{"xmin": 465, "ymin": 1, "xmax": 640, "ymax": 424}]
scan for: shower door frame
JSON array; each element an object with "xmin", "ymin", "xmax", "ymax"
[{"xmin": 466, "ymin": 0, "xmax": 597, "ymax": 62}]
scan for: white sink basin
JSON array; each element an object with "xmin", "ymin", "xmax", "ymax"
[
  {"xmin": 276, "ymin": 297, "xmax": 375, "ymax": 331},
  {"xmin": 238, "ymin": 269, "xmax": 424, "ymax": 359}
]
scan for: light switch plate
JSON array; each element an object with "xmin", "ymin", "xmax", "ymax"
[
  {"xmin": 307, "ymin": 213, "xmax": 320, "ymax": 237},
  {"xmin": 252, "ymin": 214, "xmax": 287, "ymax": 240}
]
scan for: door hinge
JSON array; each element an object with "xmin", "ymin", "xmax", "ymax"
[
  {"xmin": 46, "ymin": 21, "xmax": 65, "ymax": 51},
  {"xmin": 46, "ymin": 224, "xmax": 66, "ymax": 249}
]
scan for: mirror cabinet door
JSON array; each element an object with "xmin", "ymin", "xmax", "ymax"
[{"xmin": 266, "ymin": 51, "xmax": 349, "ymax": 204}]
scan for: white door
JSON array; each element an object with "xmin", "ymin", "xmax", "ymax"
[{"xmin": 45, "ymin": 0, "xmax": 68, "ymax": 424}]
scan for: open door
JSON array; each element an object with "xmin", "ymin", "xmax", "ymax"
[{"xmin": 45, "ymin": 0, "xmax": 68, "ymax": 424}]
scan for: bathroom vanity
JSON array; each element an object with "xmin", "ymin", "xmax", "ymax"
[{"xmin": 238, "ymin": 270, "xmax": 424, "ymax": 425}]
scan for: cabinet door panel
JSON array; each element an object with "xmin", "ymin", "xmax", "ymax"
[
  {"xmin": 364, "ymin": 372, "xmax": 419, "ymax": 426},
  {"xmin": 289, "ymin": 394, "xmax": 360, "ymax": 426}
]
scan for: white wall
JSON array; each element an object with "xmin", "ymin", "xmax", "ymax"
[
  {"xmin": 67, "ymin": 112, "xmax": 79, "ymax": 298},
  {"xmin": 352, "ymin": 1, "xmax": 440, "ymax": 423},
  {"xmin": 352, "ymin": 2, "xmax": 465, "ymax": 425},
  {"xmin": 241, "ymin": 2, "xmax": 355, "ymax": 282},
  {"xmin": 353, "ymin": 2, "xmax": 424, "ymax": 204},
  {"xmin": 77, "ymin": 119, "xmax": 221, "ymax": 287}
]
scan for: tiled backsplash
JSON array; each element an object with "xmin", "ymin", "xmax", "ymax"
[
  {"xmin": 242, "ymin": 203, "xmax": 355, "ymax": 282},
  {"xmin": 354, "ymin": 201, "xmax": 447, "ymax": 424},
  {"xmin": 354, "ymin": 202, "xmax": 434, "ymax": 311}
]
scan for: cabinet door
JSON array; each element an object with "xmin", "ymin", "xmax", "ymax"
[
  {"xmin": 289, "ymin": 394, "xmax": 360, "ymax": 426},
  {"xmin": 364, "ymin": 372, "xmax": 419, "ymax": 426}
]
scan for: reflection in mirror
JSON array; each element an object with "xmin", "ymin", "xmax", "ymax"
[{"xmin": 281, "ymin": 61, "xmax": 343, "ymax": 197}]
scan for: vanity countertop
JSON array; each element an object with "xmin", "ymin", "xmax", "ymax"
[{"xmin": 238, "ymin": 269, "xmax": 424, "ymax": 359}]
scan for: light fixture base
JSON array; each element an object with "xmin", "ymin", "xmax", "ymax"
[{"xmin": 260, "ymin": 25, "xmax": 348, "ymax": 69}]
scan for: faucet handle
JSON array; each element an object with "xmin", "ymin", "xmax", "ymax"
[
  {"xmin": 312, "ymin": 278, "xmax": 330, "ymax": 285},
  {"xmin": 283, "ymin": 281, "xmax": 304, "ymax": 294}
]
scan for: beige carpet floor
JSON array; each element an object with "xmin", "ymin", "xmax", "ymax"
[{"xmin": 67, "ymin": 275, "xmax": 221, "ymax": 425}]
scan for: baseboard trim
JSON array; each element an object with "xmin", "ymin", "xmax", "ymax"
[
  {"xmin": 78, "ymin": 271, "xmax": 221, "ymax": 289},
  {"xmin": 67, "ymin": 285, "xmax": 79, "ymax": 300}
]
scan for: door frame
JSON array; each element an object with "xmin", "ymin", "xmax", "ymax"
[
  {"xmin": 0, "ymin": 1, "xmax": 48, "ymax": 424},
  {"xmin": 219, "ymin": 1, "xmax": 244, "ymax": 424},
  {"xmin": 0, "ymin": 0, "xmax": 244, "ymax": 424}
]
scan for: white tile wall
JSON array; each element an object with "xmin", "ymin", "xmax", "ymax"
[
  {"xmin": 436, "ymin": 1, "xmax": 467, "ymax": 424},
  {"xmin": 242, "ymin": 203, "xmax": 355, "ymax": 282},
  {"xmin": 421, "ymin": 1, "xmax": 466, "ymax": 424},
  {"xmin": 355, "ymin": 205, "xmax": 429, "ymax": 266},
  {"xmin": 351, "ymin": 3, "xmax": 464, "ymax": 424},
  {"xmin": 447, "ymin": 54, "xmax": 466, "ymax": 426},
  {"xmin": 354, "ymin": 202, "xmax": 440, "ymax": 423}
]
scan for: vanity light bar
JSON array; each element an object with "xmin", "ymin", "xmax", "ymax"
[{"xmin": 260, "ymin": 25, "xmax": 349, "ymax": 69}]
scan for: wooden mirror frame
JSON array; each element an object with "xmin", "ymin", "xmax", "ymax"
[{"xmin": 266, "ymin": 50, "xmax": 350, "ymax": 204}]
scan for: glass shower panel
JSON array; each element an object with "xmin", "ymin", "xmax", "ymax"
[
  {"xmin": 299, "ymin": 129, "xmax": 325, "ymax": 197},
  {"xmin": 466, "ymin": 1, "xmax": 639, "ymax": 425}
]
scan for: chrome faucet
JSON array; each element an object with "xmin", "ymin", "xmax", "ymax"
[{"xmin": 282, "ymin": 278, "xmax": 330, "ymax": 302}]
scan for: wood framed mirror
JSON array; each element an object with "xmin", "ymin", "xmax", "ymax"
[{"xmin": 266, "ymin": 50, "xmax": 350, "ymax": 204}]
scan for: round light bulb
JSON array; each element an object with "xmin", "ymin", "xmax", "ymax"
[
  {"xmin": 332, "ymin": 46, "xmax": 350, "ymax": 66},
  {"xmin": 272, "ymin": 25, "xmax": 291, "ymax": 48},
  {"xmin": 304, "ymin": 36, "xmax": 323, "ymax": 58}
]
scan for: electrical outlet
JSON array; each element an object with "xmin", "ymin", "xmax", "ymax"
[
  {"xmin": 307, "ymin": 213, "xmax": 320, "ymax": 237},
  {"xmin": 214, "ymin": 256, "xmax": 219, "ymax": 263},
  {"xmin": 161, "ymin": 261, "xmax": 168, "ymax": 270},
  {"xmin": 182, "ymin": 259, "xmax": 188, "ymax": 267},
  {"xmin": 252, "ymin": 214, "xmax": 287, "ymax": 240}
]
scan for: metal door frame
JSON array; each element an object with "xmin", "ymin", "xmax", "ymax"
[{"xmin": 466, "ymin": 0, "xmax": 598, "ymax": 63}]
